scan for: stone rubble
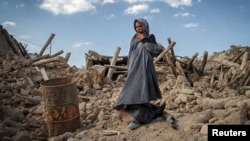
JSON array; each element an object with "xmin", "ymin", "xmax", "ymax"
[{"xmin": 0, "ymin": 45, "xmax": 250, "ymax": 141}]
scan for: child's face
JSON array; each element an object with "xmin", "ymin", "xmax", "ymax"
[{"xmin": 135, "ymin": 21, "xmax": 143, "ymax": 33}]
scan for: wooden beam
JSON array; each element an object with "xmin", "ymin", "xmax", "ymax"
[
  {"xmin": 187, "ymin": 52, "xmax": 198, "ymax": 70},
  {"xmin": 32, "ymin": 56, "xmax": 60, "ymax": 66},
  {"xmin": 198, "ymin": 51, "xmax": 208, "ymax": 75},
  {"xmin": 31, "ymin": 54, "xmax": 50, "ymax": 63},
  {"xmin": 168, "ymin": 37, "xmax": 177, "ymax": 64},
  {"xmin": 107, "ymin": 47, "xmax": 121, "ymax": 79},
  {"xmin": 154, "ymin": 41, "xmax": 176, "ymax": 64},
  {"xmin": 211, "ymin": 58, "xmax": 240, "ymax": 68},
  {"xmin": 50, "ymin": 50, "xmax": 63, "ymax": 58},
  {"xmin": 104, "ymin": 65, "xmax": 127, "ymax": 70},
  {"xmin": 40, "ymin": 67, "xmax": 49, "ymax": 80},
  {"xmin": 65, "ymin": 52, "xmax": 71, "ymax": 63},
  {"xmin": 38, "ymin": 33, "xmax": 56, "ymax": 56},
  {"xmin": 2, "ymin": 29, "xmax": 22, "ymax": 56},
  {"xmin": 240, "ymin": 51, "xmax": 248, "ymax": 70}
]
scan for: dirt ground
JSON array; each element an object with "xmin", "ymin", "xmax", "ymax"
[{"xmin": 63, "ymin": 111, "xmax": 206, "ymax": 141}]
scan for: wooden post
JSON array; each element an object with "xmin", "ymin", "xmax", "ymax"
[
  {"xmin": 211, "ymin": 58, "xmax": 240, "ymax": 68},
  {"xmin": 240, "ymin": 65, "xmax": 250, "ymax": 86},
  {"xmin": 240, "ymin": 51, "xmax": 248, "ymax": 70},
  {"xmin": 165, "ymin": 53, "xmax": 177, "ymax": 77},
  {"xmin": 154, "ymin": 41, "xmax": 176, "ymax": 64},
  {"xmin": 2, "ymin": 29, "xmax": 22, "ymax": 56},
  {"xmin": 187, "ymin": 52, "xmax": 198, "ymax": 70},
  {"xmin": 38, "ymin": 33, "xmax": 56, "ymax": 56},
  {"xmin": 176, "ymin": 61, "xmax": 185, "ymax": 76},
  {"xmin": 31, "ymin": 54, "xmax": 50, "ymax": 63},
  {"xmin": 32, "ymin": 56, "xmax": 60, "ymax": 66},
  {"xmin": 168, "ymin": 37, "xmax": 176, "ymax": 64},
  {"xmin": 199, "ymin": 51, "xmax": 208, "ymax": 75},
  {"xmin": 65, "ymin": 52, "xmax": 71, "ymax": 63},
  {"xmin": 40, "ymin": 67, "xmax": 49, "ymax": 80},
  {"xmin": 107, "ymin": 47, "xmax": 121, "ymax": 79},
  {"xmin": 0, "ymin": 26, "xmax": 11, "ymax": 52},
  {"xmin": 50, "ymin": 50, "xmax": 63, "ymax": 58},
  {"xmin": 33, "ymin": 56, "xmax": 60, "ymax": 80},
  {"xmin": 104, "ymin": 65, "xmax": 127, "ymax": 70},
  {"xmin": 230, "ymin": 50, "xmax": 245, "ymax": 62}
]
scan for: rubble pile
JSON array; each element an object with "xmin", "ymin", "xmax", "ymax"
[
  {"xmin": 0, "ymin": 25, "xmax": 249, "ymax": 140},
  {"xmin": 0, "ymin": 44, "xmax": 250, "ymax": 140},
  {"xmin": 0, "ymin": 52, "xmax": 77, "ymax": 140}
]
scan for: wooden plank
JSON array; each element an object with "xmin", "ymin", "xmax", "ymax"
[
  {"xmin": 2, "ymin": 29, "xmax": 22, "ymax": 56},
  {"xmin": 50, "ymin": 50, "xmax": 63, "ymax": 58},
  {"xmin": 154, "ymin": 41, "xmax": 176, "ymax": 64},
  {"xmin": 107, "ymin": 47, "xmax": 121, "ymax": 79},
  {"xmin": 211, "ymin": 58, "xmax": 240, "ymax": 68},
  {"xmin": 104, "ymin": 65, "xmax": 127, "ymax": 70},
  {"xmin": 168, "ymin": 37, "xmax": 177, "ymax": 64},
  {"xmin": 165, "ymin": 53, "xmax": 177, "ymax": 77},
  {"xmin": 187, "ymin": 52, "xmax": 198, "ymax": 70},
  {"xmin": 32, "ymin": 56, "xmax": 60, "ymax": 66},
  {"xmin": 38, "ymin": 33, "xmax": 56, "ymax": 56},
  {"xmin": 240, "ymin": 51, "xmax": 248, "ymax": 70},
  {"xmin": 65, "ymin": 52, "xmax": 71, "ymax": 63},
  {"xmin": 176, "ymin": 61, "xmax": 185, "ymax": 76},
  {"xmin": 40, "ymin": 67, "xmax": 49, "ymax": 80},
  {"xmin": 31, "ymin": 54, "xmax": 50, "ymax": 63},
  {"xmin": 199, "ymin": 51, "xmax": 208, "ymax": 75}
]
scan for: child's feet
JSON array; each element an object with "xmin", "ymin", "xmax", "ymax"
[{"xmin": 127, "ymin": 121, "xmax": 140, "ymax": 130}]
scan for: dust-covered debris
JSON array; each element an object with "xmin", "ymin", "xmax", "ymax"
[{"xmin": 0, "ymin": 26, "xmax": 250, "ymax": 141}]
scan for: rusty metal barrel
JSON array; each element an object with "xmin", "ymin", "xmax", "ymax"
[{"xmin": 40, "ymin": 77, "xmax": 80, "ymax": 137}]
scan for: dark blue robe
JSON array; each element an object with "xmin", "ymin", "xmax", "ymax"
[{"xmin": 114, "ymin": 18, "xmax": 162, "ymax": 123}]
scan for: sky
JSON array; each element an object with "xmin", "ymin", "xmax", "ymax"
[{"xmin": 1, "ymin": 0, "xmax": 250, "ymax": 68}]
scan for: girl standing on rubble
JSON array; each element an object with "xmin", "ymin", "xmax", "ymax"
[{"xmin": 114, "ymin": 18, "xmax": 166, "ymax": 129}]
